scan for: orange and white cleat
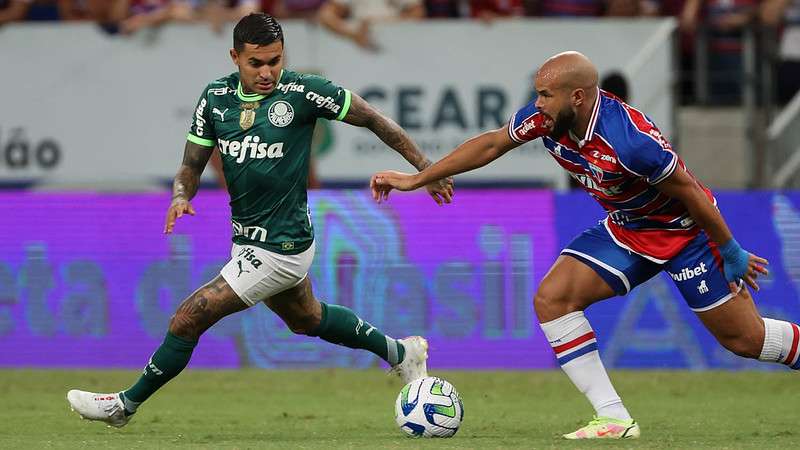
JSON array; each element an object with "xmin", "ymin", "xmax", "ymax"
[{"xmin": 563, "ymin": 416, "xmax": 640, "ymax": 439}]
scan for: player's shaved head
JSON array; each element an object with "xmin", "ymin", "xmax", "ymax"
[
  {"xmin": 533, "ymin": 51, "xmax": 600, "ymax": 140},
  {"xmin": 537, "ymin": 51, "xmax": 598, "ymax": 92}
]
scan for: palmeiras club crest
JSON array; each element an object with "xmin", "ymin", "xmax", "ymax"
[{"xmin": 268, "ymin": 101, "xmax": 294, "ymax": 127}]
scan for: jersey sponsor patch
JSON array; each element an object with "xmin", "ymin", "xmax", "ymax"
[
  {"xmin": 218, "ymin": 136, "xmax": 285, "ymax": 164},
  {"xmin": 194, "ymin": 98, "xmax": 208, "ymax": 136},
  {"xmin": 305, "ymin": 90, "xmax": 341, "ymax": 114},
  {"xmin": 268, "ymin": 101, "xmax": 294, "ymax": 127},
  {"xmin": 207, "ymin": 86, "xmax": 234, "ymax": 96}
]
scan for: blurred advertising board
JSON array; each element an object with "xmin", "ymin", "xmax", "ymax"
[{"xmin": 1, "ymin": 190, "xmax": 799, "ymax": 370}]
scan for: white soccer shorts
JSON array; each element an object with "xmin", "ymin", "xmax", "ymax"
[{"xmin": 220, "ymin": 241, "xmax": 315, "ymax": 306}]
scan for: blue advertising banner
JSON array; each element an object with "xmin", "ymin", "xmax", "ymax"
[
  {"xmin": 0, "ymin": 190, "xmax": 557, "ymax": 369},
  {"xmin": 1, "ymin": 190, "xmax": 798, "ymax": 370}
]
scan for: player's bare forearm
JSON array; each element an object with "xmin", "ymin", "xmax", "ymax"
[
  {"xmin": 172, "ymin": 141, "xmax": 213, "ymax": 202},
  {"xmin": 343, "ymin": 93, "xmax": 432, "ymax": 171},
  {"xmin": 656, "ymin": 168, "xmax": 733, "ymax": 246},
  {"xmin": 409, "ymin": 128, "xmax": 518, "ymax": 189}
]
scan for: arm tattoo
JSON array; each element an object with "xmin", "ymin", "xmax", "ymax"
[
  {"xmin": 172, "ymin": 142, "xmax": 213, "ymax": 201},
  {"xmin": 343, "ymin": 93, "xmax": 431, "ymax": 171}
]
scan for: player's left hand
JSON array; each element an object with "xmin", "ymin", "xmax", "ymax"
[
  {"xmin": 424, "ymin": 176, "xmax": 454, "ymax": 206},
  {"xmin": 719, "ymin": 239, "xmax": 769, "ymax": 294}
]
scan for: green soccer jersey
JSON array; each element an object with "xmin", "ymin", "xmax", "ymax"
[{"xmin": 186, "ymin": 69, "xmax": 352, "ymax": 254}]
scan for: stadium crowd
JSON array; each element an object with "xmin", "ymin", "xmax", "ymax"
[
  {"xmin": 0, "ymin": 1, "xmax": 792, "ymax": 33},
  {"xmin": 0, "ymin": 1, "xmax": 797, "ymax": 105}
]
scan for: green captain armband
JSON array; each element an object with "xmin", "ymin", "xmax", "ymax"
[
  {"xmin": 186, "ymin": 133, "xmax": 215, "ymax": 147},
  {"xmin": 335, "ymin": 89, "xmax": 352, "ymax": 121}
]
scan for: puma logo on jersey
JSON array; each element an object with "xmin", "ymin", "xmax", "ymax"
[
  {"xmin": 213, "ymin": 107, "xmax": 229, "ymax": 121},
  {"xmin": 217, "ymin": 136, "xmax": 285, "ymax": 163}
]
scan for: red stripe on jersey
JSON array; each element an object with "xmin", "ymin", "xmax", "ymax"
[
  {"xmin": 553, "ymin": 331, "xmax": 596, "ymax": 354},
  {"xmin": 608, "ymin": 221, "xmax": 700, "ymax": 260},
  {"xmin": 622, "ymin": 104, "xmax": 672, "ymax": 150}
]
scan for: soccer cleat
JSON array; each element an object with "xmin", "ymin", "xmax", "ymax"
[
  {"xmin": 66, "ymin": 390, "xmax": 131, "ymax": 428},
  {"xmin": 563, "ymin": 416, "xmax": 640, "ymax": 439},
  {"xmin": 390, "ymin": 336, "xmax": 429, "ymax": 384}
]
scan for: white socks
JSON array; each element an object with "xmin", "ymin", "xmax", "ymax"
[
  {"xmin": 540, "ymin": 311, "xmax": 632, "ymax": 421},
  {"xmin": 760, "ymin": 318, "xmax": 800, "ymax": 369}
]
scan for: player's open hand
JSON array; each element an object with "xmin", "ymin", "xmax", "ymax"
[
  {"xmin": 720, "ymin": 238, "xmax": 769, "ymax": 294},
  {"xmin": 730, "ymin": 252, "xmax": 769, "ymax": 294},
  {"xmin": 164, "ymin": 197, "xmax": 196, "ymax": 234},
  {"xmin": 424, "ymin": 176, "xmax": 454, "ymax": 206}
]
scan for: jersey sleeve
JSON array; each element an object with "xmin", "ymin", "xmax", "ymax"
[
  {"xmin": 507, "ymin": 100, "xmax": 549, "ymax": 143},
  {"xmin": 301, "ymin": 75, "xmax": 352, "ymax": 121},
  {"xmin": 186, "ymin": 84, "xmax": 216, "ymax": 148},
  {"xmin": 615, "ymin": 106, "xmax": 678, "ymax": 185}
]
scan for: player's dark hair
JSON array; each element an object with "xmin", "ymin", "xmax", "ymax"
[{"xmin": 233, "ymin": 13, "xmax": 284, "ymax": 52}]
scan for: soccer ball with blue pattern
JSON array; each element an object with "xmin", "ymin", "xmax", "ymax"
[{"xmin": 394, "ymin": 376, "xmax": 464, "ymax": 438}]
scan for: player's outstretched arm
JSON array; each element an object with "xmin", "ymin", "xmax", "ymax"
[
  {"xmin": 342, "ymin": 92, "xmax": 453, "ymax": 205},
  {"xmin": 656, "ymin": 168, "xmax": 769, "ymax": 293},
  {"xmin": 164, "ymin": 141, "xmax": 214, "ymax": 234},
  {"xmin": 370, "ymin": 126, "xmax": 520, "ymax": 203}
]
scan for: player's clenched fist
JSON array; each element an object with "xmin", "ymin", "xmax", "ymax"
[{"xmin": 164, "ymin": 197, "xmax": 196, "ymax": 234}]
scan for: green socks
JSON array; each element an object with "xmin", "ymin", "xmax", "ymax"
[
  {"xmin": 121, "ymin": 331, "xmax": 197, "ymax": 414},
  {"xmin": 311, "ymin": 302, "xmax": 405, "ymax": 365},
  {"xmin": 119, "ymin": 305, "xmax": 402, "ymax": 415}
]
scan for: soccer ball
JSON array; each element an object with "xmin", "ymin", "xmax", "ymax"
[{"xmin": 395, "ymin": 376, "xmax": 464, "ymax": 438}]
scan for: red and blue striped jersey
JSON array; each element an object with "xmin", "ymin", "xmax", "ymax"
[{"xmin": 508, "ymin": 89, "xmax": 714, "ymax": 262}]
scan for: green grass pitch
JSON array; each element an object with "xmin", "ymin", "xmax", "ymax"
[{"xmin": 0, "ymin": 369, "xmax": 795, "ymax": 449}]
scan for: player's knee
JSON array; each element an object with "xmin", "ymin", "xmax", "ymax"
[
  {"xmin": 720, "ymin": 334, "xmax": 762, "ymax": 359},
  {"xmin": 168, "ymin": 312, "xmax": 201, "ymax": 340},
  {"xmin": 533, "ymin": 284, "xmax": 572, "ymax": 322},
  {"xmin": 167, "ymin": 294, "xmax": 211, "ymax": 340}
]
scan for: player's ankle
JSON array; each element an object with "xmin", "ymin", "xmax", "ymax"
[{"xmin": 596, "ymin": 402, "xmax": 632, "ymax": 421}]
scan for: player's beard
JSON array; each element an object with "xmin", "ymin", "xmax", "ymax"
[{"xmin": 548, "ymin": 107, "xmax": 577, "ymax": 140}]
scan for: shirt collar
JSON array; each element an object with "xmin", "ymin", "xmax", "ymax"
[
  {"xmin": 570, "ymin": 87, "xmax": 601, "ymax": 148},
  {"xmin": 236, "ymin": 69, "xmax": 284, "ymax": 102}
]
